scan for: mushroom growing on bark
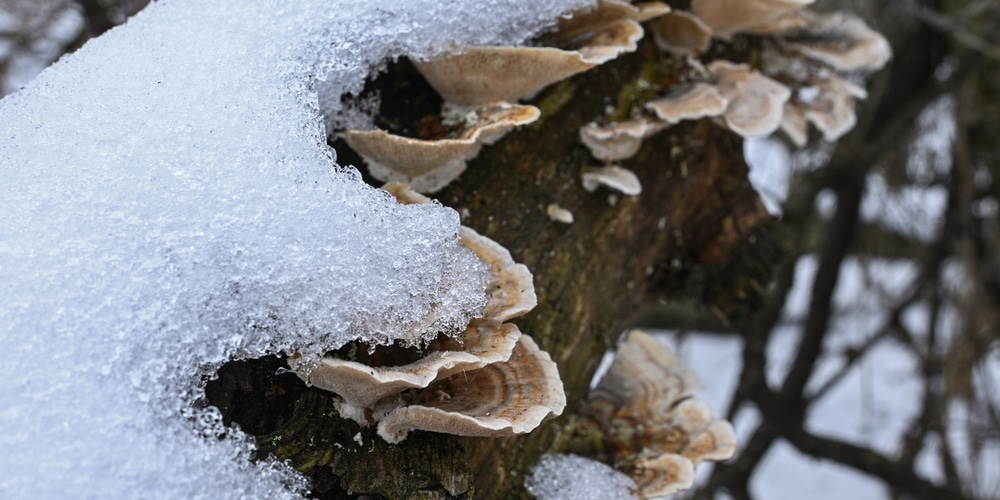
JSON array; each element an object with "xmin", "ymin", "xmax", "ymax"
[
  {"xmin": 690, "ymin": 0, "xmax": 815, "ymax": 39},
  {"xmin": 565, "ymin": 330, "xmax": 736, "ymax": 499},
  {"xmin": 340, "ymin": 102, "xmax": 539, "ymax": 193},
  {"xmin": 581, "ymin": 165, "xmax": 643, "ymax": 196},
  {"xmin": 707, "ymin": 60, "xmax": 793, "ymax": 138},
  {"xmin": 413, "ymin": 0, "xmax": 648, "ymax": 108},
  {"xmin": 579, "ymin": 118, "xmax": 667, "ymax": 163},
  {"xmin": 546, "ymin": 203, "xmax": 575, "ymax": 224},
  {"xmin": 375, "ymin": 335, "xmax": 566, "ymax": 443},
  {"xmin": 777, "ymin": 10, "xmax": 892, "ymax": 73},
  {"xmin": 579, "ymin": 62, "xmax": 792, "ymax": 163},
  {"xmin": 289, "ymin": 183, "xmax": 564, "ymax": 443},
  {"xmin": 649, "ymin": 10, "xmax": 714, "ymax": 56},
  {"xmin": 759, "ymin": 9, "xmax": 891, "ymax": 145},
  {"xmin": 645, "ymin": 82, "xmax": 729, "ymax": 124}
]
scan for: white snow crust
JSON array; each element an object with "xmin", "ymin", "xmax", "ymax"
[
  {"xmin": 0, "ymin": 0, "xmax": 594, "ymax": 497},
  {"xmin": 526, "ymin": 453, "xmax": 638, "ymax": 500}
]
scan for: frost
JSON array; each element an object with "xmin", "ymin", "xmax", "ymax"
[
  {"xmin": 526, "ymin": 453, "xmax": 637, "ymax": 500},
  {"xmin": 0, "ymin": 0, "xmax": 594, "ymax": 497}
]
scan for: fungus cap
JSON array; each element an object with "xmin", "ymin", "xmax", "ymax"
[
  {"xmin": 415, "ymin": 1, "xmax": 643, "ymax": 107},
  {"xmin": 460, "ymin": 226, "xmax": 537, "ymax": 322},
  {"xmin": 551, "ymin": 0, "xmax": 642, "ymax": 48},
  {"xmin": 770, "ymin": 59, "xmax": 872, "ymax": 146},
  {"xmin": 784, "ymin": 10, "xmax": 892, "ymax": 72},
  {"xmin": 691, "ymin": 0, "xmax": 815, "ymax": 38},
  {"xmin": 645, "ymin": 82, "xmax": 729, "ymax": 124},
  {"xmin": 582, "ymin": 330, "xmax": 736, "ymax": 499},
  {"xmin": 575, "ymin": 18, "xmax": 644, "ymax": 65},
  {"xmin": 635, "ymin": 2, "xmax": 672, "ymax": 23},
  {"xmin": 587, "ymin": 330, "xmax": 699, "ymax": 419},
  {"xmin": 629, "ymin": 454, "xmax": 696, "ymax": 499},
  {"xmin": 546, "ymin": 203, "xmax": 575, "ymax": 224},
  {"xmin": 376, "ymin": 335, "xmax": 566, "ymax": 443},
  {"xmin": 708, "ymin": 60, "xmax": 792, "ymax": 138},
  {"xmin": 340, "ymin": 102, "xmax": 539, "ymax": 193},
  {"xmin": 780, "ymin": 101, "xmax": 810, "ymax": 146},
  {"xmin": 684, "ymin": 419, "xmax": 737, "ymax": 463},
  {"xmin": 581, "ymin": 165, "xmax": 642, "ymax": 196},
  {"xmin": 413, "ymin": 46, "xmax": 599, "ymax": 107},
  {"xmin": 650, "ymin": 10, "xmax": 714, "ymax": 56},
  {"xmin": 746, "ymin": 9, "xmax": 811, "ymax": 34},
  {"xmin": 290, "ymin": 319, "xmax": 522, "ymax": 411},
  {"xmin": 799, "ymin": 77, "xmax": 861, "ymax": 142},
  {"xmin": 383, "ymin": 182, "xmax": 537, "ymax": 323},
  {"xmin": 579, "ymin": 118, "xmax": 666, "ymax": 162}
]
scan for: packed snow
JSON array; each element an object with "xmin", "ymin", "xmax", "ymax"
[
  {"xmin": 0, "ymin": 0, "xmax": 594, "ymax": 497},
  {"xmin": 526, "ymin": 453, "xmax": 638, "ymax": 500}
]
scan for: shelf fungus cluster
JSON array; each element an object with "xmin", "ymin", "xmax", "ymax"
[
  {"xmin": 289, "ymin": 182, "xmax": 565, "ymax": 444},
  {"xmin": 762, "ymin": 10, "xmax": 892, "ymax": 146},
  {"xmin": 579, "ymin": 0, "xmax": 891, "ymax": 163},
  {"xmin": 338, "ymin": 0, "xmax": 671, "ymax": 193},
  {"xmin": 565, "ymin": 330, "xmax": 736, "ymax": 499}
]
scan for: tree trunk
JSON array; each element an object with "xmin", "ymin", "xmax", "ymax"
[{"xmin": 205, "ymin": 35, "xmax": 775, "ymax": 499}]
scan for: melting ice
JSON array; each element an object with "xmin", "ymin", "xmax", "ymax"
[{"xmin": 0, "ymin": 0, "xmax": 594, "ymax": 497}]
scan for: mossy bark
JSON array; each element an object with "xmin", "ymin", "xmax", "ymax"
[{"xmin": 206, "ymin": 34, "xmax": 776, "ymax": 499}]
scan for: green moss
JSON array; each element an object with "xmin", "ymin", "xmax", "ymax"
[{"xmin": 533, "ymin": 79, "xmax": 580, "ymax": 119}]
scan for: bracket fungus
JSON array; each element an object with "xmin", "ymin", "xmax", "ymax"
[
  {"xmin": 412, "ymin": 0, "xmax": 646, "ymax": 108},
  {"xmin": 579, "ymin": 119, "xmax": 667, "ymax": 163},
  {"xmin": 291, "ymin": 319, "xmax": 522, "ymax": 411},
  {"xmin": 344, "ymin": 0, "xmax": 663, "ymax": 195},
  {"xmin": 569, "ymin": 330, "xmax": 736, "ymax": 499},
  {"xmin": 289, "ymin": 182, "xmax": 563, "ymax": 443},
  {"xmin": 581, "ymin": 165, "xmax": 643, "ymax": 196},
  {"xmin": 376, "ymin": 335, "xmax": 566, "ymax": 443},
  {"xmin": 707, "ymin": 60, "xmax": 792, "ymax": 138},
  {"xmin": 635, "ymin": 2, "xmax": 672, "ymax": 23},
  {"xmin": 758, "ymin": 10, "xmax": 890, "ymax": 145},
  {"xmin": 576, "ymin": 0, "xmax": 891, "ymax": 170},
  {"xmin": 649, "ymin": 10, "xmax": 714, "ymax": 56},
  {"xmin": 776, "ymin": 10, "xmax": 892, "ymax": 73},
  {"xmin": 339, "ymin": 102, "xmax": 539, "ymax": 193},
  {"xmin": 579, "ymin": 61, "xmax": 791, "ymax": 162},
  {"xmin": 644, "ymin": 81, "xmax": 729, "ymax": 124},
  {"xmin": 460, "ymin": 224, "xmax": 538, "ymax": 322},
  {"xmin": 690, "ymin": 0, "xmax": 815, "ymax": 39},
  {"xmin": 546, "ymin": 203, "xmax": 575, "ymax": 224},
  {"xmin": 779, "ymin": 72, "xmax": 868, "ymax": 146}
]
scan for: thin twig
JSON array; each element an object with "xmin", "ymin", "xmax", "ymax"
[{"xmin": 910, "ymin": 2, "xmax": 1000, "ymax": 62}]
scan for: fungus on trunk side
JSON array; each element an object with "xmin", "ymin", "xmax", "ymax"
[
  {"xmin": 340, "ymin": 102, "xmax": 539, "ymax": 193},
  {"xmin": 289, "ymin": 183, "xmax": 563, "ymax": 443},
  {"xmin": 413, "ymin": 0, "xmax": 647, "ymax": 108},
  {"xmin": 566, "ymin": 330, "xmax": 737, "ymax": 499}
]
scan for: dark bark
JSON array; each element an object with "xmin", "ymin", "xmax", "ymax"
[
  {"xmin": 206, "ymin": 35, "xmax": 774, "ymax": 499},
  {"xmin": 203, "ymin": 2, "xmax": 1000, "ymax": 499}
]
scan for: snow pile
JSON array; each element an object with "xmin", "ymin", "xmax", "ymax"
[
  {"xmin": 526, "ymin": 453, "xmax": 637, "ymax": 500},
  {"xmin": 0, "ymin": 0, "xmax": 593, "ymax": 497}
]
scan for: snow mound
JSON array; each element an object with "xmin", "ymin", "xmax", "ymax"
[
  {"xmin": 0, "ymin": 0, "xmax": 593, "ymax": 497},
  {"xmin": 526, "ymin": 453, "xmax": 637, "ymax": 500}
]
